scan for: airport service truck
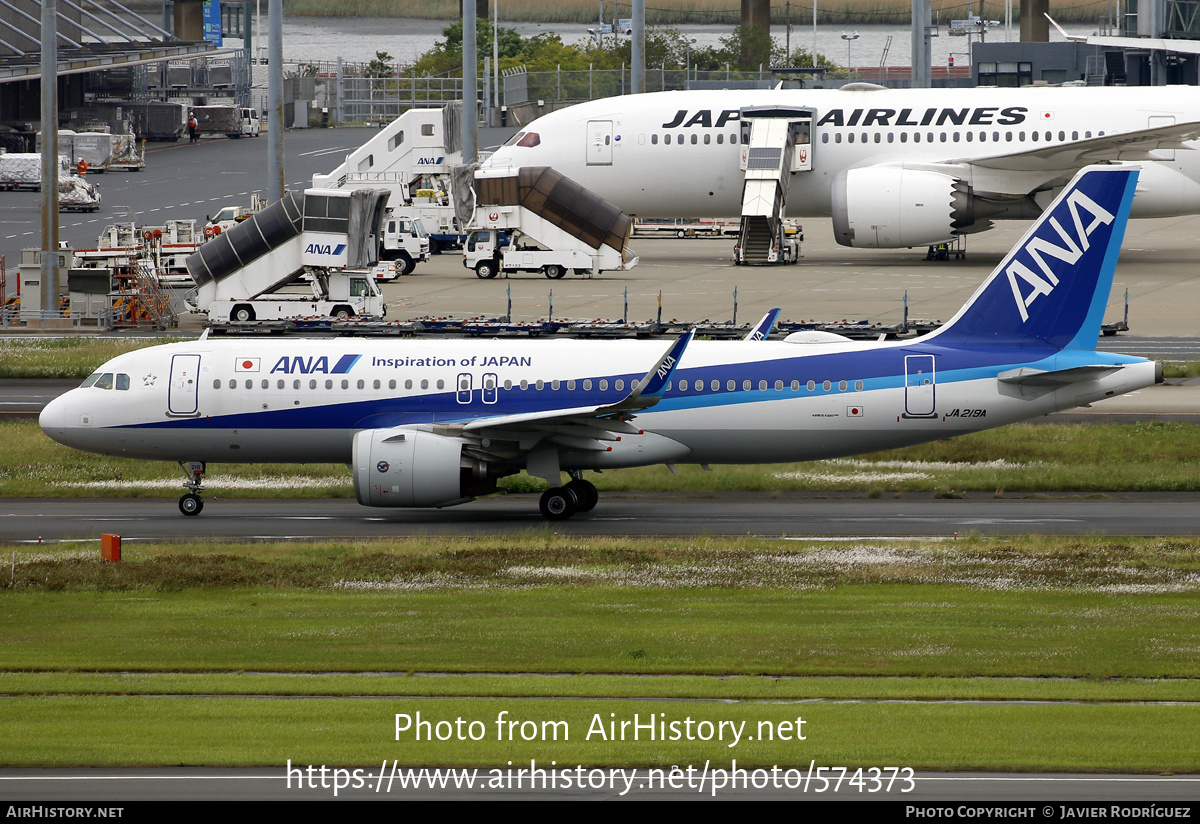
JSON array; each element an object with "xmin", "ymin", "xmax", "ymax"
[
  {"xmin": 207, "ymin": 269, "xmax": 385, "ymax": 323},
  {"xmin": 377, "ymin": 214, "xmax": 430, "ymax": 277}
]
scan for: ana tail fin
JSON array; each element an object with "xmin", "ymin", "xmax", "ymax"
[{"xmin": 930, "ymin": 165, "xmax": 1138, "ymax": 351}]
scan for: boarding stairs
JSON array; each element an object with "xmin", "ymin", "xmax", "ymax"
[
  {"xmin": 733, "ymin": 106, "xmax": 812, "ymax": 266},
  {"xmin": 471, "ymin": 165, "xmax": 638, "ymax": 272},
  {"xmin": 187, "ymin": 188, "xmax": 391, "ymax": 308}
]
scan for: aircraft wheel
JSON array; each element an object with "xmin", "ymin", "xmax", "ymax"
[
  {"xmin": 539, "ymin": 487, "xmax": 577, "ymax": 521},
  {"xmin": 179, "ymin": 493, "xmax": 203, "ymax": 516},
  {"xmin": 565, "ymin": 479, "xmax": 598, "ymax": 513},
  {"xmin": 544, "ymin": 264, "xmax": 565, "ymax": 279}
]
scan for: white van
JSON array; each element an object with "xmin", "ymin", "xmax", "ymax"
[{"xmin": 239, "ymin": 108, "xmax": 261, "ymax": 137}]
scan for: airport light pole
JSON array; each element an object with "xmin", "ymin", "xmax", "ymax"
[{"xmin": 841, "ymin": 31, "xmax": 859, "ymax": 79}]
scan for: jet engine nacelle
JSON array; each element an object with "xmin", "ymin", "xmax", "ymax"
[
  {"xmin": 352, "ymin": 427, "xmax": 473, "ymax": 508},
  {"xmin": 831, "ymin": 167, "xmax": 975, "ymax": 248}
]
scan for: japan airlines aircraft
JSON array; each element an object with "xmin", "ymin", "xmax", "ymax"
[
  {"xmin": 40, "ymin": 166, "xmax": 1158, "ymax": 520},
  {"xmin": 485, "ymin": 85, "xmax": 1200, "ymax": 249}
]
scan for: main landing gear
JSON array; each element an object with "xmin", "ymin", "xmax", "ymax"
[
  {"xmin": 538, "ymin": 473, "xmax": 599, "ymax": 521},
  {"xmin": 178, "ymin": 460, "xmax": 206, "ymax": 516}
]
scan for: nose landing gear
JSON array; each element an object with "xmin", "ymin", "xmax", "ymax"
[{"xmin": 178, "ymin": 460, "xmax": 206, "ymax": 516}]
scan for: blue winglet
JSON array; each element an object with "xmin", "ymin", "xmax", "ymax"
[
  {"xmin": 744, "ymin": 308, "xmax": 782, "ymax": 341},
  {"xmin": 930, "ymin": 165, "xmax": 1138, "ymax": 351},
  {"xmin": 636, "ymin": 330, "xmax": 694, "ymax": 400}
]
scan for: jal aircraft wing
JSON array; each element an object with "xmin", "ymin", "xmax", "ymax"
[{"xmin": 924, "ymin": 119, "xmax": 1200, "ymax": 195}]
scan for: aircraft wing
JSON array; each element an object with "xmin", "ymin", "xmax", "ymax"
[
  {"xmin": 456, "ymin": 331, "xmax": 694, "ymax": 453},
  {"xmin": 910, "ymin": 120, "xmax": 1200, "ymax": 196}
]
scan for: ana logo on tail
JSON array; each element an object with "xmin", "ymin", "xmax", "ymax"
[{"xmin": 1007, "ymin": 188, "xmax": 1115, "ymax": 322}]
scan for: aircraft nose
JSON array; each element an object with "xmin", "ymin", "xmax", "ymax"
[{"xmin": 39, "ymin": 392, "xmax": 68, "ymax": 435}]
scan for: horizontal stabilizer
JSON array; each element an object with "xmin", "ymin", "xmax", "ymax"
[{"xmin": 998, "ymin": 364, "xmax": 1122, "ymax": 386}]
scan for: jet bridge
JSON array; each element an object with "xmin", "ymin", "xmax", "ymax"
[
  {"xmin": 734, "ymin": 106, "xmax": 813, "ymax": 266},
  {"xmin": 186, "ymin": 188, "xmax": 390, "ymax": 312}
]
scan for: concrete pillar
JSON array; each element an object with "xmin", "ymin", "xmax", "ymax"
[
  {"xmin": 459, "ymin": 0, "xmax": 488, "ymax": 18},
  {"xmin": 173, "ymin": 0, "xmax": 203, "ymax": 40},
  {"xmin": 912, "ymin": 0, "xmax": 932, "ymax": 88},
  {"xmin": 1020, "ymin": 0, "xmax": 1050, "ymax": 42},
  {"xmin": 741, "ymin": 0, "xmax": 770, "ymax": 29}
]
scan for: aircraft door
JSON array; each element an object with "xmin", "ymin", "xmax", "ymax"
[
  {"xmin": 1148, "ymin": 116, "xmax": 1175, "ymax": 161},
  {"xmin": 482, "ymin": 373, "xmax": 498, "ymax": 404},
  {"xmin": 586, "ymin": 120, "xmax": 614, "ymax": 166},
  {"xmin": 168, "ymin": 354, "xmax": 201, "ymax": 416},
  {"xmin": 904, "ymin": 354, "xmax": 936, "ymax": 417},
  {"xmin": 457, "ymin": 372, "xmax": 473, "ymax": 404}
]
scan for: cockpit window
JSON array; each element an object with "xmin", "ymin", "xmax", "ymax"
[
  {"xmin": 503, "ymin": 131, "xmax": 526, "ymax": 147},
  {"xmin": 116, "ymin": 374, "xmax": 130, "ymax": 391},
  {"xmin": 80, "ymin": 373, "xmax": 100, "ymax": 388},
  {"xmin": 94, "ymin": 373, "xmax": 114, "ymax": 390},
  {"xmin": 516, "ymin": 132, "xmax": 540, "ymax": 148}
]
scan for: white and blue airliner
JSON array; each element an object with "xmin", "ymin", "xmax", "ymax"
[{"xmin": 40, "ymin": 166, "xmax": 1159, "ymax": 520}]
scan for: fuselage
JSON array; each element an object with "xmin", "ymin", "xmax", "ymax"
[
  {"xmin": 39, "ymin": 335, "xmax": 1153, "ymax": 469},
  {"xmin": 485, "ymin": 86, "xmax": 1200, "ymax": 220}
]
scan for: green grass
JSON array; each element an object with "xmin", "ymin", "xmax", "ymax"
[
  {"xmin": 0, "ymin": 338, "xmax": 180, "ymax": 379},
  {"xmin": 4, "ymin": 537, "xmax": 1200, "ymax": 768},
  {"xmin": 9, "ymin": 417, "xmax": 1200, "ymax": 497}
]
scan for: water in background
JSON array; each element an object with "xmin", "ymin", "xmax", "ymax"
[{"xmin": 278, "ymin": 15, "xmax": 1093, "ymax": 71}]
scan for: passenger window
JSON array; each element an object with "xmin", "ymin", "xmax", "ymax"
[
  {"xmin": 261, "ymin": 379, "xmax": 269, "ymax": 389},
  {"xmin": 503, "ymin": 380, "xmax": 512, "ymax": 390},
  {"xmin": 229, "ymin": 379, "xmax": 237, "ymax": 389},
  {"xmin": 848, "ymin": 134, "xmax": 855, "ymax": 144},
  {"xmin": 341, "ymin": 379, "xmax": 349, "ymax": 389},
  {"xmin": 309, "ymin": 379, "xmax": 317, "ymax": 389},
  {"xmin": 1031, "ymin": 131, "xmax": 1039, "ymax": 142},
  {"xmin": 690, "ymin": 134, "xmax": 697, "ymax": 144},
  {"xmin": 758, "ymin": 380, "xmax": 767, "ymax": 391},
  {"xmin": 615, "ymin": 379, "xmax": 624, "ymax": 391},
  {"xmin": 952, "ymin": 132, "xmax": 959, "ymax": 142},
  {"xmin": 213, "ymin": 379, "xmax": 221, "ymax": 389},
  {"xmin": 694, "ymin": 379, "xmax": 703, "ymax": 392},
  {"xmin": 807, "ymin": 380, "xmax": 815, "ymax": 391},
  {"xmin": 743, "ymin": 380, "xmax": 751, "ymax": 391},
  {"xmin": 665, "ymin": 134, "xmax": 671, "ymax": 145},
  {"xmin": 95, "ymin": 373, "xmax": 114, "ymax": 390},
  {"xmin": 855, "ymin": 380, "xmax": 863, "ymax": 391},
  {"xmin": 373, "ymin": 380, "xmax": 380, "ymax": 389},
  {"xmin": 718, "ymin": 134, "xmax": 724, "ymax": 144},
  {"xmin": 324, "ymin": 380, "xmax": 332, "ymax": 390},
  {"xmin": 244, "ymin": 379, "xmax": 252, "ymax": 389},
  {"xmin": 278, "ymin": 380, "xmax": 285, "ymax": 389},
  {"xmin": 791, "ymin": 380, "xmax": 799, "ymax": 391},
  {"xmin": 551, "ymin": 379, "xmax": 560, "ymax": 390},
  {"xmin": 900, "ymin": 133, "xmax": 907, "ymax": 143},
  {"xmin": 965, "ymin": 132, "xmax": 972, "ymax": 142},
  {"xmin": 436, "ymin": 379, "xmax": 444, "ymax": 390},
  {"xmin": 358, "ymin": 380, "xmax": 365, "ymax": 389},
  {"xmin": 874, "ymin": 133, "xmax": 881, "ymax": 143},
  {"xmin": 839, "ymin": 380, "xmax": 847, "ymax": 391},
  {"xmin": 775, "ymin": 380, "xmax": 783, "ymax": 391},
  {"xmin": 600, "ymin": 380, "xmax": 609, "ymax": 391},
  {"xmin": 727, "ymin": 380, "xmax": 735, "ymax": 391},
  {"xmin": 703, "ymin": 134, "xmax": 710, "ymax": 145},
  {"xmin": 711, "ymin": 379, "xmax": 719, "ymax": 391},
  {"xmin": 536, "ymin": 380, "xmax": 544, "ymax": 390},
  {"xmin": 293, "ymin": 380, "xmax": 300, "ymax": 390},
  {"xmin": 914, "ymin": 133, "xmax": 921, "ymax": 143},
  {"xmin": 887, "ymin": 133, "xmax": 894, "ymax": 143},
  {"xmin": 421, "ymin": 379, "xmax": 429, "ymax": 390},
  {"xmin": 583, "ymin": 379, "xmax": 592, "ymax": 390},
  {"xmin": 567, "ymin": 380, "xmax": 576, "ymax": 390},
  {"xmin": 651, "ymin": 134, "xmax": 658, "ymax": 145}
]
